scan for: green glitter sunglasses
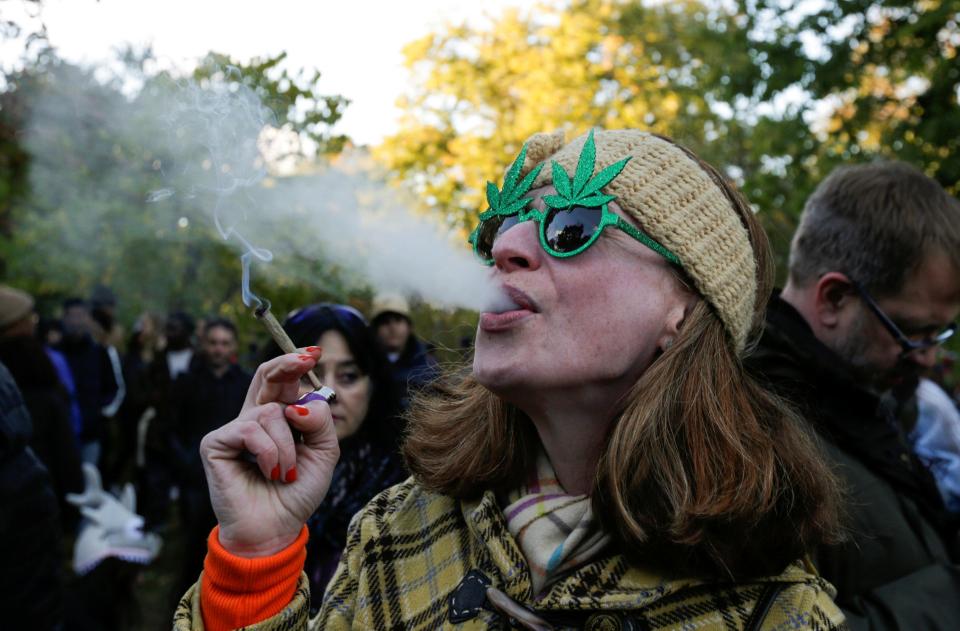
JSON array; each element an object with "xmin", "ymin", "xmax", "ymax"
[{"xmin": 469, "ymin": 130, "xmax": 680, "ymax": 267}]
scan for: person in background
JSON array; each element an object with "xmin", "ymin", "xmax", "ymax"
[
  {"xmin": 89, "ymin": 285, "xmax": 126, "ymax": 487},
  {"xmin": 0, "ymin": 362, "xmax": 67, "ymax": 630},
  {"xmin": 89, "ymin": 285, "xmax": 125, "ymax": 349},
  {"xmin": 161, "ymin": 311, "xmax": 196, "ymax": 382},
  {"xmin": 176, "ymin": 129, "xmax": 846, "ymax": 631},
  {"xmin": 370, "ymin": 293, "xmax": 438, "ymax": 409},
  {"xmin": 40, "ymin": 315, "xmax": 64, "ymax": 348},
  {"xmin": 138, "ymin": 310, "xmax": 196, "ymax": 529},
  {"xmin": 747, "ymin": 161, "xmax": 960, "ymax": 628},
  {"xmin": 0, "ymin": 285, "xmax": 83, "ymax": 521},
  {"xmin": 912, "ymin": 356, "xmax": 960, "ymax": 514},
  {"xmin": 167, "ymin": 317, "xmax": 251, "ymax": 604},
  {"xmin": 261, "ymin": 303, "xmax": 406, "ymax": 612},
  {"xmin": 35, "ymin": 314, "xmax": 85, "ymax": 440},
  {"xmin": 107, "ymin": 312, "xmax": 161, "ymax": 486},
  {"xmin": 56, "ymin": 297, "xmax": 118, "ymax": 466}
]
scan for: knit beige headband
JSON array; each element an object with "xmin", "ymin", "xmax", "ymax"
[{"xmin": 516, "ymin": 129, "xmax": 757, "ymax": 351}]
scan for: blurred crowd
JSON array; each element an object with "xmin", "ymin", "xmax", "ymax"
[{"xmin": 0, "ymin": 286, "xmax": 438, "ymax": 630}]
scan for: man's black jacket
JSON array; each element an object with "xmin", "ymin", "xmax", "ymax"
[
  {"xmin": 747, "ymin": 294, "xmax": 960, "ymax": 630},
  {"xmin": 167, "ymin": 359, "xmax": 251, "ymax": 486}
]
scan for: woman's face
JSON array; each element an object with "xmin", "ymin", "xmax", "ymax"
[
  {"xmin": 315, "ymin": 330, "xmax": 372, "ymax": 441},
  {"xmin": 473, "ymin": 186, "xmax": 692, "ymax": 403}
]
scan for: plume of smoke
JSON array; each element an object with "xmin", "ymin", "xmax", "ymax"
[
  {"xmin": 147, "ymin": 71, "xmax": 277, "ymax": 310},
  {"xmin": 243, "ymin": 154, "xmax": 499, "ymax": 312},
  {"xmin": 18, "ymin": 58, "xmax": 500, "ymax": 314},
  {"xmin": 143, "ymin": 71, "xmax": 501, "ymax": 312}
]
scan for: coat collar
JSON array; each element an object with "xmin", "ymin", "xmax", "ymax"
[{"xmin": 459, "ymin": 488, "xmax": 820, "ymax": 613}]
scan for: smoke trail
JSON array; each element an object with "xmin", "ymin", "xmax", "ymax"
[
  {"xmin": 147, "ymin": 70, "xmax": 281, "ymax": 311},
  {"xmin": 22, "ymin": 58, "xmax": 501, "ymax": 316},
  {"xmin": 145, "ymin": 68, "xmax": 500, "ymax": 313}
]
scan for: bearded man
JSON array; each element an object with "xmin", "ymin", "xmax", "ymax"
[{"xmin": 748, "ymin": 161, "xmax": 960, "ymax": 630}]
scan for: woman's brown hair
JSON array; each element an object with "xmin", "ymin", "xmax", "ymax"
[{"xmin": 403, "ymin": 142, "xmax": 843, "ymax": 579}]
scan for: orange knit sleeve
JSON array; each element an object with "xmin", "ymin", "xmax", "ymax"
[{"xmin": 200, "ymin": 525, "xmax": 308, "ymax": 631}]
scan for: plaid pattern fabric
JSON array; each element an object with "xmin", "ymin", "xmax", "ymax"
[
  {"xmin": 502, "ymin": 450, "xmax": 610, "ymax": 595},
  {"xmin": 175, "ymin": 478, "xmax": 847, "ymax": 630}
]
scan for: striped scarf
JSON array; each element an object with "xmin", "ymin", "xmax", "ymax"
[{"xmin": 502, "ymin": 451, "xmax": 610, "ymax": 596}]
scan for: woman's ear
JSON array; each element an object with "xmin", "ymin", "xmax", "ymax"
[{"xmin": 658, "ymin": 294, "xmax": 697, "ymax": 353}]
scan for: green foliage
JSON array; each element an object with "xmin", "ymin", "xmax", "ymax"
[
  {"xmin": 377, "ymin": 0, "xmax": 960, "ymax": 280},
  {"xmin": 194, "ymin": 52, "xmax": 350, "ymax": 155}
]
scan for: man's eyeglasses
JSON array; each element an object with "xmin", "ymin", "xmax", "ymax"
[{"xmin": 852, "ymin": 280, "xmax": 957, "ymax": 357}]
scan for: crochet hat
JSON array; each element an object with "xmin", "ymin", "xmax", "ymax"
[
  {"xmin": 0, "ymin": 285, "xmax": 34, "ymax": 330},
  {"xmin": 515, "ymin": 129, "xmax": 757, "ymax": 352}
]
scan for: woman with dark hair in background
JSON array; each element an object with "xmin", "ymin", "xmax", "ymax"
[{"xmin": 260, "ymin": 303, "xmax": 407, "ymax": 613}]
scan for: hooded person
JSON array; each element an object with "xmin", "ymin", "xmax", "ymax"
[
  {"xmin": 369, "ymin": 293, "xmax": 438, "ymax": 410},
  {"xmin": 176, "ymin": 129, "xmax": 846, "ymax": 631}
]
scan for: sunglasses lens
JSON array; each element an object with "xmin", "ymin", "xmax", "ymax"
[
  {"xmin": 544, "ymin": 207, "xmax": 602, "ymax": 254},
  {"xmin": 477, "ymin": 215, "xmax": 519, "ymax": 260}
]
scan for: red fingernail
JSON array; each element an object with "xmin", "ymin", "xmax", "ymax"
[
  {"xmin": 285, "ymin": 467, "xmax": 297, "ymax": 483},
  {"xmin": 270, "ymin": 465, "xmax": 280, "ymax": 481},
  {"xmin": 306, "ymin": 346, "xmax": 320, "ymax": 353},
  {"xmin": 291, "ymin": 405, "xmax": 309, "ymax": 416},
  {"xmin": 298, "ymin": 354, "xmax": 312, "ymax": 361}
]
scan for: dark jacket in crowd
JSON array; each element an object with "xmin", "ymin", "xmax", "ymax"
[
  {"xmin": 167, "ymin": 357, "xmax": 251, "ymax": 607},
  {"xmin": 56, "ymin": 333, "xmax": 118, "ymax": 444},
  {"xmin": 168, "ymin": 358, "xmax": 252, "ymax": 486},
  {"xmin": 747, "ymin": 294, "xmax": 960, "ymax": 630},
  {"xmin": 388, "ymin": 335, "xmax": 438, "ymax": 410},
  {"xmin": 0, "ymin": 336, "xmax": 83, "ymax": 522},
  {"xmin": 137, "ymin": 347, "xmax": 194, "ymax": 528},
  {"xmin": 0, "ymin": 362, "xmax": 65, "ymax": 630}
]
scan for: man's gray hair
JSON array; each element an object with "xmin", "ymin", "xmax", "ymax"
[{"xmin": 788, "ymin": 161, "xmax": 960, "ymax": 297}]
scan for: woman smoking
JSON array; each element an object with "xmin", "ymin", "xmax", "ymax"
[{"xmin": 176, "ymin": 129, "xmax": 845, "ymax": 630}]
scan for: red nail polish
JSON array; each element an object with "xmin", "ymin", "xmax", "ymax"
[
  {"xmin": 270, "ymin": 465, "xmax": 280, "ymax": 481},
  {"xmin": 298, "ymin": 354, "xmax": 312, "ymax": 361},
  {"xmin": 285, "ymin": 467, "xmax": 297, "ymax": 483},
  {"xmin": 291, "ymin": 405, "xmax": 309, "ymax": 416},
  {"xmin": 306, "ymin": 346, "xmax": 320, "ymax": 353}
]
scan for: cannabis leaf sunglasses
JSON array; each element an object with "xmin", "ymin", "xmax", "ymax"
[{"xmin": 469, "ymin": 130, "xmax": 680, "ymax": 267}]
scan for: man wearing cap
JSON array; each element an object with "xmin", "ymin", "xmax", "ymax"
[
  {"xmin": 747, "ymin": 162, "xmax": 960, "ymax": 629},
  {"xmin": 0, "ymin": 284, "xmax": 83, "ymax": 519},
  {"xmin": 370, "ymin": 293, "xmax": 438, "ymax": 410}
]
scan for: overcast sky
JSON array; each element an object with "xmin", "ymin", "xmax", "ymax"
[{"xmin": 3, "ymin": 0, "xmax": 530, "ymax": 145}]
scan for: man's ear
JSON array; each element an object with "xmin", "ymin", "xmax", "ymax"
[{"xmin": 813, "ymin": 272, "xmax": 856, "ymax": 329}]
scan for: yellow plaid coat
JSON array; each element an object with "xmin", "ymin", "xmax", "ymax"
[{"xmin": 175, "ymin": 478, "xmax": 847, "ymax": 630}]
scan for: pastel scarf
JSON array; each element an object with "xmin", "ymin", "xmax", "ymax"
[{"xmin": 502, "ymin": 451, "xmax": 610, "ymax": 595}]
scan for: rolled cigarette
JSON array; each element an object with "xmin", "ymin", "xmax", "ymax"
[{"xmin": 255, "ymin": 305, "xmax": 323, "ymax": 390}]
